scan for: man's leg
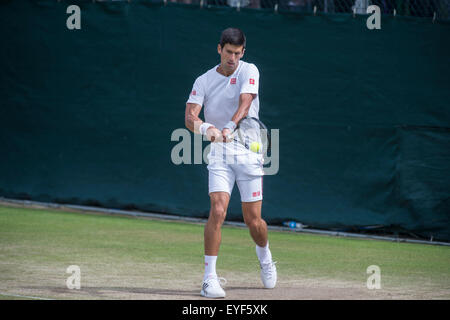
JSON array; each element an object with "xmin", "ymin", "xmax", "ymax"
[
  {"xmin": 242, "ymin": 200, "xmax": 277, "ymax": 289},
  {"xmin": 242, "ymin": 200, "xmax": 267, "ymax": 247},
  {"xmin": 237, "ymin": 175, "xmax": 267, "ymax": 249},
  {"xmin": 204, "ymin": 191, "xmax": 230, "ymax": 257},
  {"xmin": 242, "ymin": 200, "xmax": 272, "ymax": 265},
  {"xmin": 202, "ymin": 156, "xmax": 235, "ymax": 298},
  {"xmin": 201, "ymin": 191, "xmax": 230, "ymax": 298}
]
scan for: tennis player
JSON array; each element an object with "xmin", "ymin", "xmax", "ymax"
[{"xmin": 185, "ymin": 28, "xmax": 277, "ymax": 298}]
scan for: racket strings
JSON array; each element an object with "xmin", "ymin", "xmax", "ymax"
[{"xmin": 236, "ymin": 118, "xmax": 269, "ymax": 153}]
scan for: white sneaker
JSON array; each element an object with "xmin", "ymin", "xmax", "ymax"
[
  {"xmin": 200, "ymin": 276, "xmax": 227, "ymax": 298},
  {"xmin": 260, "ymin": 261, "xmax": 277, "ymax": 289}
]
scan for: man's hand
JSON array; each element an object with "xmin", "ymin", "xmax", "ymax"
[
  {"xmin": 222, "ymin": 128, "xmax": 232, "ymax": 143},
  {"xmin": 206, "ymin": 127, "xmax": 223, "ymax": 142}
]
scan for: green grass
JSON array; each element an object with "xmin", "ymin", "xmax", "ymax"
[{"xmin": 0, "ymin": 204, "xmax": 449, "ymax": 299}]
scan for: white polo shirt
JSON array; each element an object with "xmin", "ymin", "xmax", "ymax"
[{"xmin": 187, "ymin": 60, "xmax": 260, "ymax": 156}]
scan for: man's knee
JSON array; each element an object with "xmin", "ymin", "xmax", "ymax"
[
  {"xmin": 209, "ymin": 192, "xmax": 229, "ymax": 221},
  {"xmin": 245, "ymin": 216, "xmax": 264, "ymax": 230},
  {"xmin": 209, "ymin": 205, "xmax": 226, "ymax": 226},
  {"xmin": 209, "ymin": 195, "xmax": 229, "ymax": 226}
]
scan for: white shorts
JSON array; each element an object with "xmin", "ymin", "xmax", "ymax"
[{"xmin": 207, "ymin": 153, "xmax": 264, "ymax": 202}]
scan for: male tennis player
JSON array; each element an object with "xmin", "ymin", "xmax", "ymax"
[{"xmin": 185, "ymin": 28, "xmax": 277, "ymax": 298}]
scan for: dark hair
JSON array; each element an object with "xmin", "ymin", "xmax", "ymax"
[{"xmin": 220, "ymin": 28, "xmax": 246, "ymax": 49}]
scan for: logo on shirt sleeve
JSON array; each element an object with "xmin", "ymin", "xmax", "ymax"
[
  {"xmin": 191, "ymin": 90, "xmax": 196, "ymax": 96},
  {"xmin": 249, "ymin": 78, "xmax": 255, "ymax": 85},
  {"xmin": 230, "ymin": 78, "xmax": 237, "ymax": 84}
]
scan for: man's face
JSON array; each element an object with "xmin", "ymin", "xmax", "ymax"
[{"xmin": 218, "ymin": 43, "xmax": 245, "ymax": 74}]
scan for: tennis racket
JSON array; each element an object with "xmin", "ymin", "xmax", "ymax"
[{"xmin": 228, "ymin": 116, "xmax": 271, "ymax": 154}]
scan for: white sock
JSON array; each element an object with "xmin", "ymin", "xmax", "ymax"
[
  {"xmin": 256, "ymin": 242, "xmax": 272, "ymax": 264},
  {"xmin": 204, "ymin": 255, "xmax": 217, "ymax": 280}
]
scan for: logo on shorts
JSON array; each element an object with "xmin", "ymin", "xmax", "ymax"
[
  {"xmin": 252, "ymin": 191, "xmax": 261, "ymax": 197},
  {"xmin": 191, "ymin": 90, "xmax": 196, "ymax": 96},
  {"xmin": 249, "ymin": 78, "xmax": 255, "ymax": 85},
  {"xmin": 230, "ymin": 78, "xmax": 237, "ymax": 84}
]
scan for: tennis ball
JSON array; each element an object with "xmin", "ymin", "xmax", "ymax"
[{"xmin": 250, "ymin": 141, "xmax": 261, "ymax": 153}]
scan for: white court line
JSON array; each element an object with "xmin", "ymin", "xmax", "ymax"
[{"xmin": 0, "ymin": 292, "xmax": 53, "ymax": 300}]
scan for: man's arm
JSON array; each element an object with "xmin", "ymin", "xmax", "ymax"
[
  {"xmin": 231, "ymin": 93, "xmax": 257, "ymax": 125},
  {"xmin": 185, "ymin": 103, "xmax": 222, "ymax": 142},
  {"xmin": 185, "ymin": 103, "xmax": 203, "ymax": 134},
  {"xmin": 222, "ymin": 93, "xmax": 256, "ymax": 140}
]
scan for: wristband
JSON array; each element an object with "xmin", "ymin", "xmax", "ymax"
[
  {"xmin": 199, "ymin": 122, "xmax": 214, "ymax": 136},
  {"xmin": 223, "ymin": 120, "xmax": 237, "ymax": 131}
]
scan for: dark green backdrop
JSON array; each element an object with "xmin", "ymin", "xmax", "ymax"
[{"xmin": 1, "ymin": 1, "xmax": 449, "ymax": 240}]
